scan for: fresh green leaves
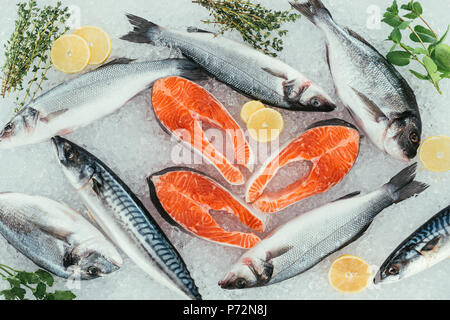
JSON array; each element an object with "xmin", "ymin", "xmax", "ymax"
[
  {"xmin": 193, "ymin": 0, "xmax": 300, "ymax": 57},
  {"xmin": 410, "ymin": 25, "xmax": 437, "ymax": 43},
  {"xmin": 1, "ymin": 0, "xmax": 71, "ymax": 111},
  {"xmin": 0, "ymin": 264, "xmax": 76, "ymax": 300},
  {"xmin": 383, "ymin": 0, "xmax": 449, "ymax": 94},
  {"xmin": 387, "ymin": 51, "xmax": 411, "ymax": 66}
]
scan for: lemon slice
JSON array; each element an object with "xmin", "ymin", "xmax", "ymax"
[
  {"xmin": 51, "ymin": 34, "xmax": 90, "ymax": 74},
  {"xmin": 328, "ymin": 255, "xmax": 372, "ymax": 294},
  {"xmin": 241, "ymin": 101, "xmax": 266, "ymax": 124},
  {"xmin": 247, "ymin": 108, "xmax": 284, "ymax": 143},
  {"xmin": 419, "ymin": 135, "xmax": 450, "ymax": 172},
  {"xmin": 73, "ymin": 26, "xmax": 112, "ymax": 65}
]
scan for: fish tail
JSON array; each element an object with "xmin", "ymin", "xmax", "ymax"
[
  {"xmin": 289, "ymin": 0, "xmax": 332, "ymax": 25},
  {"xmin": 172, "ymin": 59, "xmax": 209, "ymax": 81},
  {"xmin": 121, "ymin": 13, "xmax": 162, "ymax": 44},
  {"xmin": 385, "ymin": 163, "xmax": 429, "ymax": 204}
]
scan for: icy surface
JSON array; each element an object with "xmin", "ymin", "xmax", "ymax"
[{"xmin": 0, "ymin": 0, "xmax": 449, "ymax": 300}]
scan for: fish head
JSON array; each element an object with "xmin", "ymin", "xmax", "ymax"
[
  {"xmin": 283, "ymin": 78, "xmax": 336, "ymax": 112},
  {"xmin": 0, "ymin": 107, "xmax": 39, "ymax": 148},
  {"xmin": 384, "ymin": 114, "xmax": 421, "ymax": 162},
  {"xmin": 374, "ymin": 245, "xmax": 423, "ymax": 285},
  {"xmin": 51, "ymin": 136, "xmax": 95, "ymax": 189},
  {"xmin": 76, "ymin": 250, "xmax": 122, "ymax": 280},
  {"xmin": 218, "ymin": 256, "xmax": 273, "ymax": 290}
]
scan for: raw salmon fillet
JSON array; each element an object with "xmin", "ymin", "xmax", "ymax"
[
  {"xmin": 246, "ymin": 119, "xmax": 360, "ymax": 213},
  {"xmin": 148, "ymin": 167, "xmax": 266, "ymax": 249},
  {"xmin": 152, "ymin": 77, "xmax": 252, "ymax": 185}
]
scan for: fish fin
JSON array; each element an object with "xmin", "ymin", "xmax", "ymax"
[
  {"xmin": 38, "ymin": 224, "xmax": 72, "ymax": 243},
  {"xmin": 187, "ymin": 27, "xmax": 213, "ymax": 34},
  {"xmin": 40, "ymin": 109, "xmax": 69, "ymax": 123},
  {"xmin": 98, "ymin": 58, "xmax": 136, "ymax": 69},
  {"xmin": 120, "ymin": 14, "xmax": 162, "ymax": 45},
  {"xmin": 91, "ymin": 176, "xmax": 103, "ymax": 196},
  {"xmin": 290, "ymin": 0, "xmax": 332, "ymax": 25},
  {"xmin": 173, "ymin": 59, "xmax": 209, "ymax": 81},
  {"xmin": 345, "ymin": 27, "xmax": 382, "ymax": 54},
  {"xmin": 262, "ymin": 67, "xmax": 288, "ymax": 80},
  {"xmin": 351, "ymin": 87, "xmax": 388, "ymax": 123},
  {"xmin": 333, "ymin": 191, "xmax": 361, "ymax": 202},
  {"xmin": 420, "ymin": 237, "xmax": 441, "ymax": 255},
  {"xmin": 385, "ymin": 163, "xmax": 429, "ymax": 203},
  {"xmin": 266, "ymin": 245, "xmax": 293, "ymax": 260},
  {"xmin": 56, "ymin": 128, "xmax": 74, "ymax": 136}
]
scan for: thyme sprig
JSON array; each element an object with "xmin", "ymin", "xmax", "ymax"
[
  {"xmin": 1, "ymin": 0, "xmax": 71, "ymax": 110},
  {"xmin": 0, "ymin": 263, "xmax": 76, "ymax": 300},
  {"xmin": 383, "ymin": 0, "xmax": 450, "ymax": 94},
  {"xmin": 193, "ymin": 0, "xmax": 301, "ymax": 57}
]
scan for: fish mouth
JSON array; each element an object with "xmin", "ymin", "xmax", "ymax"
[
  {"xmin": 218, "ymin": 272, "xmax": 237, "ymax": 289},
  {"xmin": 51, "ymin": 136, "xmax": 65, "ymax": 162}
]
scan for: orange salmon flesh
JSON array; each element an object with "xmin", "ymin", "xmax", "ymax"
[
  {"xmin": 152, "ymin": 77, "xmax": 252, "ymax": 185},
  {"xmin": 148, "ymin": 168, "xmax": 264, "ymax": 249},
  {"xmin": 246, "ymin": 122, "xmax": 360, "ymax": 213}
]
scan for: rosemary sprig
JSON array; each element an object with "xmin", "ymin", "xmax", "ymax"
[
  {"xmin": 193, "ymin": 0, "xmax": 301, "ymax": 57},
  {"xmin": 1, "ymin": 0, "xmax": 71, "ymax": 110}
]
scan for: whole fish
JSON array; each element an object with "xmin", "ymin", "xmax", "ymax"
[
  {"xmin": 0, "ymin": 59, "xmax": 205, "ymax": 149},
  {"xmin": 121, "ymin": 14, "xmax": 336, "ymax": 112},
  {"xmin": 52, "ymin": 136, "xmax": 202, "ymax": 300},
  {"xmin": 291, "ymin": 0, "xmax": 422, "ymax": 162},
  {"xmin": 374, "ymin": 204, "xmax": 450, "ymax": 284},
  {"xmin": 0, "ymin": 193, "xmax": 122, "ymax": 280},
  {"xmin": 219, "ymin": 163, "xmax": 428, "ymax": 289}
]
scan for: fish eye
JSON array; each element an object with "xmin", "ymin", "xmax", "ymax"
[
  {"xmin": 409, "ymin": 132, "xmax": 419, "ymax": 144},
  {"xmin": 64, "ymin": 144, "xmax": 76, "ymax": 160},
  {"xmin": 235, "ymin": 278, "xmax": 247, "ymax": 289},
  {"xmin": 4, "ymin": 122, "xmax": 14, "ymax": 133},
  {"xmin": 87, "ymin": 266, "xmax": 100, "ymax": 276},
  {"xmin": 309, "ymin": 98, "xmax": 322, "ymax": 108},
  {"xmin": 387, "ymin": 265, "xmax": 400, "ymax": 275}
]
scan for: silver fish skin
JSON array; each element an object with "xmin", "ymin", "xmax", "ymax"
[
  {"xmin": 374, "ymin": 204, "xmax": 450, "ymax": 284},
  {"xmin": 0, "ymin": 59, "xmax": 205, "ymax": 149},
  {"xmin": 291, "ymin": 0, "xmax": 422, "ymax": 162},
  {"xmin": 0, "ymin": 193, "xmax": 122, "ymax": 280},
  {"xmin": 219, "ymin": 163, "xmax": 428, "ymax": 289},
  {"xmin": 52, "ymin": 136, "xmax": 202, "ymax": 300},
  {"xmin": 121, "ymin": 14, "xmax": 336, "ymax": 112}
]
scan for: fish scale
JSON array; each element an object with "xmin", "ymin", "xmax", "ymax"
[{"xmin": 52, "ymin": 136, "xmax": 201, "ymax": 300}]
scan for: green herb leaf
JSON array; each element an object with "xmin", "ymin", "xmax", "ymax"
[
  {"xmin": 403, "ymin": 12, "xmax": 418, "ymax": 19},
  {"xmin": 389, "ymin": 28, "xmax": 402, "ymax": 43},
  {"xmin": 433, "ymin": 44, "xmax": 450, "ymax": 72},
  {"xmin": 382, "ymin": 15, "xmax": 403, "ymax": 28},
  {"xmin": 410, "ymin": 69, "xmax": 429, "ymax": 80},
  {"xmin": 33, "ymin": 282, "xmax": 46, "ymax": 300},
  {"xmin": 398, "ymin": 20, "xmax": 412, "ymax": 30},
  {"xmin": 47, "ymin": 290, "xmax": 77, "ymax": 300},
  {"xmin": 412, "ymin": 2, "xmax": 423, "ymax": 15},
  {"xmin": 410, "ymin": 25, "xmax": 437, "ymax": 43},
  {"xmin": 387, "ymin": 51, "xmax": 412, "ymax": 66},
  {"xmin": 413, "ymin": 47, "xmax": 428, "ymax": 55},
  {"xmin": 386, "ymin": 0, "xmax": 399, "ymax": 15},
  {"xmin": 35, "ymin": 269, "xmax": 54, "ymax": 286}
]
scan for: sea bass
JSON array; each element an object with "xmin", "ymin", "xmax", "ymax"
[
  {"xmin": 219, "ymin": 163, "xmax": 428, "ymax": 289},
  {"xmin": 374, "ymin": 204, "xmax": 450, "ymax": 284},
  {"xmin": 121, "ymin": 14, "xmax": 336, "ymax": 112},
  {"xmin": 291, "ymin": 0, "xmax": 422, "ymax": 161},
  {"xmin": 0, "ymin": 59, "xmax": 205, "ymax": 149},
  {"xmin": 52, "ymin": 136, "xmax": 202, "ymax": 300},
  {"xmin": 0, "ymin": 193, "xmax": 122, "ymax": 280}
]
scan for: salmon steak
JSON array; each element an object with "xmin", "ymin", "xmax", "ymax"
[
  {"xmin": 152, "ymin": 76, "xmax": 253, "ymax": 185},
  {"xmin": 246, "ymin": 119, "xmax": 360, "ymax": 213},
  {"xmin": 147, "ymin": 167, "xmax": 266, "ymax": 249}
]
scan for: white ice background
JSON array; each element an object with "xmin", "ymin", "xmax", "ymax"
[{"xmin": 0, "ymin": 0, "xmax": 449, "ymax": 299}]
